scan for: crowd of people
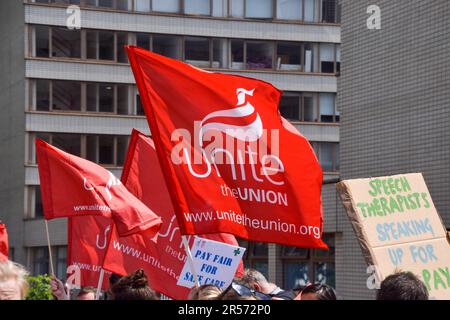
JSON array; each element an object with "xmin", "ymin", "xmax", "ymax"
[{"xmin": 0, "ymin": 258, "xmax": 429, "ymax": 300}]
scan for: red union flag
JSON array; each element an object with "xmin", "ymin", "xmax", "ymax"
[
  {"xmin": 36, "ymin": 139, "xmax": 162, "ymax": 237},
  {"xmin": 102, "ymin": 129, "xmax": 243, "ymax": 299},
  {"xmin": 127, "ymin": 46, "xmax": 326, "ymax": 249},
  {"xmin": 67, "ymin": 216, "xmax": 111, "ymax": 289},
  {"xmin": 0, "ymin": 223, "xmax": 8, "ymax": 261}
]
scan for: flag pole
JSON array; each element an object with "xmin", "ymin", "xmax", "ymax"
[
  {"xmin": 181, "ymin": 236, "xmax": 200, "ymax": 287},
  {"xmin": 95, "ymin": 268, "xmax": 105, "ymax": 300},
  {"xmin": 44, "ymin": 220, "xmax": 55, "ymax": 276}
]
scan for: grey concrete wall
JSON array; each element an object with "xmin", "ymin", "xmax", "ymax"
[
  {"xmin": 338, "ymin": 0, "xmax": 450, "ymax": 299},
  {"xmin": 0, "ymin": 0, "xmax": 26, "ymax": 263}
]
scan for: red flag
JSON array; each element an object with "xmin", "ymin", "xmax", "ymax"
[
  {"xmin": 36, "ymin": 139, "xmax": 162, "ymax": 237},
  {"xmin": 0, "ymin": 223, "xmax": 8, "ymax": 261},
  {"xmin": 127, "ymin": 46, "xmax": 326, "ymax": 249},
  {"xmin": 67, "ymin": 216, "xmax": 111, "ymax": 289},
  {"xmin": 102, "ymin": 129, "xmax": 243, "ymax": 300}
]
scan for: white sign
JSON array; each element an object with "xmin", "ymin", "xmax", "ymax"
[{"xmin": 177, "ymin": 236, "xmax": 245, "ymax": 289}]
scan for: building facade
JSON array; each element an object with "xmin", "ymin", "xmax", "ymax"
[
  {"xmin": 338, "ymin": 0, "xmax": 450, "ymax": 299},
  {"xmin": 0, "ymin": 0, "xmax": 341, "ymax": 294}
]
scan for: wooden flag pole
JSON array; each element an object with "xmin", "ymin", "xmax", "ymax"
[
  {"xmin": 95, "ymin": 268, "xmax": 105, "ymax": 300},
  {"xmin": 181, "ymin": 235, "xmax": 200, "ymax": 287},
  {"xmin": 44, "ymin": 220, "xmax": 55, "ymax": 276}
]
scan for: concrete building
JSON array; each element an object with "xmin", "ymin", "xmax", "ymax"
[
  {"xmin": 0, "ymin": 0, "xmax": 341, "ymax": 293},
  {"xmin": 337, "ymin": 0, "xmax": 450, "ymax": 299}
]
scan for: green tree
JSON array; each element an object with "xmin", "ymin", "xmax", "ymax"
[{"xmin": 26, "ymin": 274, "xmax": 54, "ymax": 300}]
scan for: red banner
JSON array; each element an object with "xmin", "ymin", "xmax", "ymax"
[
  {"xmin": 0, "ymin": 223, "xmax": 8, "ymax": 261},
  {"xmin": 102, "ymin": 129, "xmax": 243, "ymax": 300},
  {"xmin": 67, "ymin": 216, "xmax": 111, "ymax": 289},
  {"xmin": 36, "ymin": 139, "xmax": 162, "ymax": 238},
  {"xmin": 127, "ymin": 46, "xmax": 326, "ymax": 249}
]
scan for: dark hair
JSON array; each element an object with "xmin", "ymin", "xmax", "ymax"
[
  {"xmin": 377, "ymin": 271, "xmax": 428, "ymax": 300},
  {"xmin": 109, "ymin": 273, "xmax": 122, "ymax": 287},
  {"xmin": 111, "ymin": 269, "xmax": 158, "ymax": 300},
  {"xmin": 216, "ymin": 283, "xmax": 269, "ymax": 300},
  {"xmin": 301, "ymin": 283, "xmax": 337, "ymax": 300},
  {"xmin": 77, "ymin": 286, "xmax": 96, "ymax": 297}
]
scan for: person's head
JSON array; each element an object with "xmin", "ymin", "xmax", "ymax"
[
  {"xmin": 106, "ymin": 273, "xmax": 122, "ymax": 300},
  {"xmin": 296, "ymin": 283, "xmax": 337, "ymax": 300},
  {"xmin": 0, "ymin": 261, "xmax": 29, "ymax": 300},
  {"xmin": 76, "ymin": 286, "xmax": 96, "ymax": 300},
  {"xmin": 377, "ymin": 271, "xmax": 428, "ymax": 300},
  {"xmin": 111, "ymin": 269, "xmax": 158, "ymax": 300},
  {"xmin": 217, "ymin": 282, "xmax": 269, "ymax": 300},
  {"xmin": 188, "ymin": 284, "xmax": 222, "ymax": 300},
  {"xmin": 236, "ymin": 269, "xmax": 276, "ymax": 294}
]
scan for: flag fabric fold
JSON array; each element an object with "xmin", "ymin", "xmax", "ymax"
[
  {"xmin": 126, "ymin": 46, "xmax": 327, "ymax": 249},
  {"xmin": 102, "ymin": 129, "xmax": 243, "ymax": 300},
  {"xmin": 36, "ymin": 139, "xmax": 162, "ymax": 238},
  {"xmin": 0, "ymin": 223, "xmax": 8, "ymax": 261}
]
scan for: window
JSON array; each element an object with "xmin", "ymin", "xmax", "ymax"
[
  {"xmin": 52, "ymin": 133, "xmax": 82, "ymax": 156},
  {"xmin": 98, "ymin": 0, "xmax": 113, "ymax": 7},
  {"xmin": 185, "ymin": 0, "xmax": 210, "ymax": 15},
  {"xmin": 279, "ymin": 92, "xmax": 318, "ymax": 122},
  {"xmin": 336, "ymin": 45, "xmax": 341, "ymax": 73},
  {"xmin": 320, "ymin": 43, "xmax": 335, "ymax": 73},
  {"xmin": 136, "ymin": 92, "xmax": 145, "ymax": 115},
  {"xmin": 322, "ymin": 0, "xmax": 337, "ymax": 23},
  {"xmin": 99, "ymin": 84, "xmax": 114, "ymax": 112},
  {"xmin": 99, "ymin": 31, "xmax": 114, "ymax": 60},
  {"xmin": 30, "ymin": 246, "xmax": 68, "ymax": 280},
  {"xmin": 311, "ymin": 142, "xmax": 339, "ymax": 172},
  {"xmin": 99, "ymin": 135, "xmax": 115, "ymax": 164},
  {"xmin": 51, "ymin": 27, "xmax": 81, "ymax": 58},
  {"xmin": 239, "ymin": 240, "xmax": 269, "ymax": 279},
  {"xmin": 231, "ymin": 40, "xmax": 244, "ymax": 69},
  {"xmin": 303, "ymin": 43, "xmax": 314, "ymax": 72},
  {"xmin": 282, "ymin": 234, "xmax": 335, "ymax": 289},
  {"xmin": 153, "ymin": 35, "xmax": 182, "ymax": 59},
  {"xmin": 86, "ymin": 30, "xmax": 98, "ymax": 59},
  {"xmin": 117, "ymin": 33, "xmax": 129, "ymax": 63},
  {"xmin": 319, "ymin": 93, "xmax": 337, "ymax": 122},
  {"xmin": 52, "ymin": 81, "xmax": 81, "ymax": 111},
  {"xmin": 246, "ymin": 42, "xmax": 273, "ymax": 69},
  {"xmin": 152, "ymin": 0, "xmax": 180, "ymax": 12},
  {"xmin": 212, "ymin": 0, "xmax": 226, "ymax": 17},
  {"xmin": 36, "ymin": 80, "xmax": 50, "ymax": 111},
  {"xmin": 213, "ymin": 38, "xmax": 228, "ymax": 68},
  {"xmin": 35, "ymin": 186, "xmax": 44, "ymax": 218},
  {"xmin": 246, "ymin": 0, "xmax": 272, "ymax": 19},
  {"xmin": 135, "ymin": 0, "xmax": 150, "ymax": 12},
  {"xmin": 277, "ymin": 42, "xmax": 301, "ymax": 71},
  {"xmin": 231, "ymin": 0, "xmax": 244, "ymax": 17},
  {"xmin": 136, "ymin": 33, "xmax": 151, "ymax": 51},
  {"xmin": 185, "ymin": 37, "xmax": 210, "ymax": 67},
  {"xmin": 117, "ymin": 85, "xmax": 129, "ymax": 115},
  {"xmin": 304, "ymin": 0, "xmax": 315, "ymax": 22},
  {"xmin": 85, "ymin": 134, "xmax": 129, "ymax": 166},
  {"xmin": 276, "ymin": 0, "xmax": 302, "ymax": 20},
  {"xmin": 35, "ymin": 25, "xmax": 49, "ymax": 57}
]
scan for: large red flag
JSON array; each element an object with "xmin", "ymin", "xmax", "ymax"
[
  {"xmin": 126, "ymin": 46, "xmax": 326, "ymax": 249},
  {"xmin": 67, "ymin": 216, "xmax": 111, "ymax": 289},
  {"xmin": 102, "ymin": 129, "xmax": 243, "ymax": 300},
  {"xmin": 36, "ymin": 139, "xmax": 162, "ymax": 237},
  {"xmin": 0, "ymin": 223, "xmax": 8, "ymax": 261}
]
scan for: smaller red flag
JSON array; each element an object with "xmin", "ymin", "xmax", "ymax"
[
  {"xmin": 67, "ymin": 216, "xmax": 111, "ymax": 289},
  {"xmin": 0, "ymin": 223, "xmax": 8, "ymax": 261},
  {"xmin": 36, "ymin": 139, "xmax": 162, "ymax": 238}
]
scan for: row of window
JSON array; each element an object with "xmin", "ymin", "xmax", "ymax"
[
  {"xmin": 239, "ymin": 234, "xmax": 335, "ymax": 289},
  {"xmin": 29, "ymin": 132, "xmax": 130, "ymax": 166},
  {"xmin": 31, "ymin": 79, "xmax": 339, "ymax": 123},
  {"xmin": 32, "ymin": 25, "xmax": 341, "ymax": 73},
  {"xmin": 26, "ymin": 234, "xmax": 335, "ymax": 289},
  {"xmin": 32, "ymin": 0, "xmax": 341, "ymax": 24}
]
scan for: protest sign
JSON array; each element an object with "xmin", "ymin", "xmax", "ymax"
[
  {"xmin": 337, "ymin": 173, "xmax": 450, "ymax": 299},
  {"xmin": 177, "ymin": 236, "xmax": 245, "ymax": 290}
]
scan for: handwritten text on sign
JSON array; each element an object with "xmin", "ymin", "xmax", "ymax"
[
  {"xmin": 177, "ymin": 236, "xmax": 245, "ymax": 289},
  {"xmin": 337, "ymin": 173, "xmax": 450, "ymax": 299}
]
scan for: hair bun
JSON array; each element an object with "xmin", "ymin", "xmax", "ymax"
[{"xmin": 131, "ymin": 269, "xmax": 148, "ymax": 288}]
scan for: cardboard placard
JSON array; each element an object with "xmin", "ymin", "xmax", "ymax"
[
  {"xmin": 177, "ymin": 236, "xmax": 245, "ymax": 290},
  {"xmin": 337, "ymin": 173, "xmax": 450, "ymax": 299}
]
